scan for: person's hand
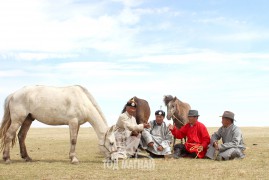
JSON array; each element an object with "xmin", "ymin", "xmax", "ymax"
[
  {"xmin": 213, "ymin": 141, "xmax": 219, "ymax": 150},
  {"xmin": 143, "ymin": 123, "xmax": 150, "ymax": 129},
  {"xmin": 197, "ymin": 145, "xmax": 203, "ymax": 152},
  {"xmin": 148, "ymin": 142, "xmax": 154, "ymax": 147},
  {"xmin": 131, "ymin": 131, "xmax": 139, "ymax": 136},
  {"xmin": 157, "ymin": 145, "xmax": 163, "ymax": 151},
  {"xmin": 168, "ymin": 124, "xmax": 174, "ymax": 130}
]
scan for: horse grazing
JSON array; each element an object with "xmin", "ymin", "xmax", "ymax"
[
  {"xmin": 0, "ymin": 85, "xmax": 117, "ymax": 164},
  {"xmin": 163, "ymin": 95, "xmax": 191, "ymax": 129},
  {"xmin": 121, "ymin": 96, "xmax": 150, "ymax": 124}
]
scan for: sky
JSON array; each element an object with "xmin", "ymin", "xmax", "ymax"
[{"xmin": 0, "ymin": 0, "xmax": 268, "ymax": 128}]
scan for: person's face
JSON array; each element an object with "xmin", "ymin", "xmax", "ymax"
[
  {"xmin": 126, "ymin": 106, "xmax": 136, "ymax": 115},
  {"xmin": 155, "ymin": 115, "xmax": 164, "ymax": 125},
  {"xmin": 221, "ymin": 117, "xmax": 231, "ymax": 127},
  {"xmin": 188, "ymin": 116, "xmax": 198, "ymax": 125}
]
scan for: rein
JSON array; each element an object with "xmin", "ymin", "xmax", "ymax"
[
  {"xmin": 187, "ymin": 143, "xmax": 203, "ymax": 159},
  {"xmin": 172, "ymin": 114, "xmax": 184, "ymax": 126},
  {"xmin": 171, "ymin": 113, "xmax": 185, "ymax": 152}
]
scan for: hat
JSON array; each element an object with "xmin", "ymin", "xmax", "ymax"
[
  {"xmin": 126, "ymin": 98, "xmax": 137, "ymax": 108},
  {"xmin": 220, "ymin": 111, "xmax": 235, "ymax": 120},
  {"xmin": 188, "ymin": 110, "xmax": 199, "ymax": 117},
  {"xmin": 155, "ymin": 110, "xmax": 165, "ymax": 117}
]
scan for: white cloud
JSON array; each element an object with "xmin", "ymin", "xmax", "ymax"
[
  {"xmin": 126, "ymin": 50, "xmax": 269, "ymax": 66},
  {"xmin": 212, "ymin": 32, "xmax": 269, "ymax": 41},
  {"xmin": 0, "ymin": 70, "xmax": 26, "ymax": 77},
  {"xmin": 195, "ymin": 16, "xmax": 247, "ymax": 27},
  {"xmin": 0, "ymin": 61, "xmax": 151, "ymax": 80},
  {"xmin": 111, "ymin": 0, "xmax": 144, "ymax": 7},
  {"xmin": 0, "ymin": 0, "xmax": 140, "ymax": 55},
  {"xmin": 15, "ymin": 52, "xmax": 78, "ymax": 61},
  {"xmin": 119, "ymin": 8, "xmax": 140, "ymax": 25},
  {"xmin": 135, "ymin": 7, "xmax": 171, "ymax": 15}
]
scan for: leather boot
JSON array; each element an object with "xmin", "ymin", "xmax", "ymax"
[{"xmin": 173, "ymin": 148, "xmax": 181, "ymax": 159}]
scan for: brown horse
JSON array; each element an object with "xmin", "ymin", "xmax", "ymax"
[
  {"xmin": 163, "ymin": 95, "xmax": 191, "ymax": 147},
  {"xmin": 121, "ymin": 96, "xmax": 150, "ymax": 124},
  {"xmin": 163, "ymin": 95, "xmax": 191, "ymax": 129}
]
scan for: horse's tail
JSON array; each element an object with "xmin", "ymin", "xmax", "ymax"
[{"xmin": 0, "ymin": 93, "xmax": 15, "ymax": 151}]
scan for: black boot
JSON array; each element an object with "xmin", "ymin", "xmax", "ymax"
[{"xmin": 173, "ymin": 148, "xmax": 181, "ymax": 159}]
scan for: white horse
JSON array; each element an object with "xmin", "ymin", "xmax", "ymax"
[{"xmin": 0, "ymin": 85, "xmax": 117, "ymax": 164}]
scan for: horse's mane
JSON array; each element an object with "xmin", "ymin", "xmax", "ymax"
[
  {"xmin": 164, "ymin": 95, "xmax": 186, "ymax": 108},
  {"xmin": 163, "ymin": 95, "xmax": 173, "ymax": 106},
  {"xmin": 77, "ymin": 85, "xmax": 108, "ymax": 126},
  {"xmin": 174, "ymin": 98, "xmax": 190, "ymax": 125},
  {"xmin": 174, "ymin": 98, "xmax": 184, "ymax": 106}
]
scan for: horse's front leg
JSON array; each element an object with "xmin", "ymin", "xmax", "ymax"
[
  {"xmin": 69, "ymin": 119, "xmax": 80, "ymax": 164},
  {"xmin": 18, "ymin": 117, "xmax": 33, "ymax": 162}
]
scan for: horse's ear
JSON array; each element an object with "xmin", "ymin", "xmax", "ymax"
[
  {"xmin": 109, "ymin": 125, "xmax": 115, "ymax": 133},
  {"xmin": 173, "ymin": 96, "xmax": 177, "ymax": 101}
]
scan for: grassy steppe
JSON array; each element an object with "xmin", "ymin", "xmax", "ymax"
[{"xmin": 0, "ymin": 127, "xmax": 268, "ymax": 180}]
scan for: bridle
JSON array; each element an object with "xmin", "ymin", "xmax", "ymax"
[
  {"xmin": 172, "ymin": 114, "xmax": 185, "ymax": 126},
  {"xmin": 99, "ymin": 130, "xmax": 117, "ymax": 154},
  {"xmin": 168, "ymin": 100, "xmax": 187, "ymax": 151},
  {"xmin": 169, "ymin": 101, "xmax": 185, "ymax": 127}
]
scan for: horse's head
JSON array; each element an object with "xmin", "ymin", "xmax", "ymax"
[
  {"xmin": 164, "ymin": 95, "xmax": 177, "ymax": 120},
  {"xmin": 166, "ymin": 99, "xmax": 178, "ymax": 120},
  {"xmin": 99, "ymin": 125, "xmax": 118, "ymax": 161}
]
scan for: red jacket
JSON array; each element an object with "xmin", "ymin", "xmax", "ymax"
[{"xmin": 171, "ymin": 121, "xmax": 210, "ymax": 158}]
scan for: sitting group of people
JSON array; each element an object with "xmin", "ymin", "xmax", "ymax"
[{"xmin": 113, "ymin": 99, "xmax": 246, "ymax": 161}]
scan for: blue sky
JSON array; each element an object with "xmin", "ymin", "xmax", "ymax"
[{"xmin": 0, "ymin": 0, "xmax": 268, "ymax": 127}]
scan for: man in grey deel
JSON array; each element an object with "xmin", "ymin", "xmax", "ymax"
[{"xmin": 206, "ymin": 111, "xmax": 245, "ymax": 160}]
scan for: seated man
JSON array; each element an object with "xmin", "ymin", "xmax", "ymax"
[
  {"xmin": 168, "ymin": 110, "xmax": 210, "ymax": 159},
  {"xmin": 141, "ymin": 110, "xmax": 173, "ymax": 158},
  {"xmin": 206, "ymin": 111, "xmax": 245, "ymax": 161},
  {"xmin": 114, "ymin": 98, "xmax": 150, "ymax": 159}
]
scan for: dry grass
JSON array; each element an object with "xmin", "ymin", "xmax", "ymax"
[{"xmin": 0, "ymin": 127, "xmax": 268, "ymax": 180}]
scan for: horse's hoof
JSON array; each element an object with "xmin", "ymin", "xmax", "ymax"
[
  {"xmin": 71, "ymin": 157, "xmax": 79, "ymax": 164},
  {"xmin": 5, "ymin": 159, "xmax": 11, "ymax": 164},
  {"xmin": 24, "ymin": 157, "xmax": 32, "ymax": 162}
]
